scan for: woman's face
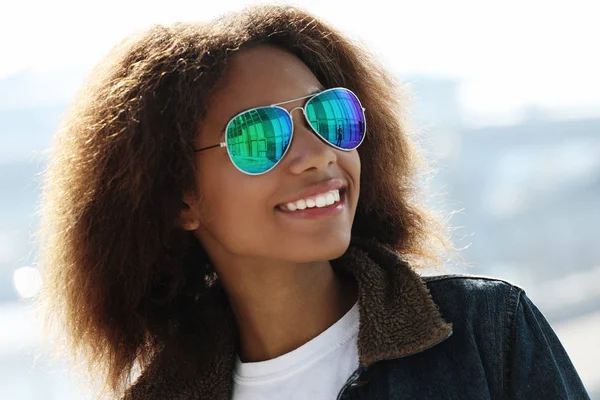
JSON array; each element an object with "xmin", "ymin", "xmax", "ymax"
[{"xmin": 183, "ymin": 44, "xmax": 361, "ymax": 265}]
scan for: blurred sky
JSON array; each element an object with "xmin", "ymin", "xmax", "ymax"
[{"xmin": 1, "ymin": 0, "xmax": 599, "ymax": 126}]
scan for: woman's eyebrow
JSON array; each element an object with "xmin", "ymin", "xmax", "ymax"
[{"xmin": 308, "ymin": 87, "xmax": 325, "ymax": 96}]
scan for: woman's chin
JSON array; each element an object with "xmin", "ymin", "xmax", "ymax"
[{"xmin": 284, "ymin": 235, "xmax": 352, "ymax": 263}]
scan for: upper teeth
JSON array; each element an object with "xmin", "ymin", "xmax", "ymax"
[{"xmin": 279, "ymin": 189, "xmax": 341, "ymax": 211}]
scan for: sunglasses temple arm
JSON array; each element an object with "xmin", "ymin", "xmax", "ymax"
[{"xmin": 194, "ymin": 142, "xmax": 227, "ymax": 152}]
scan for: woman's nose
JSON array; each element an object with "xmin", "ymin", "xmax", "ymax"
[{"xmin": 284, "ymin": 109, "xmax": 337, "ymax": 175}]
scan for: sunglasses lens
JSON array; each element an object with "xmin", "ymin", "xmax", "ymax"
[
  {"xmin": 305, "ymin": 88, "xmax": 366, "ymax": 150},
  {"xmin": 226, "ymin": 107, "xmax": 293, "ymax": 174}
]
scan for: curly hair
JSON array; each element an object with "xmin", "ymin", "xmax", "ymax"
[{"xmin": 35, "ymin": 4, "xmax": 455, "ymax": 399}]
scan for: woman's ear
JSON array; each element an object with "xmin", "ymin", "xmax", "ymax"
[{"xmin": 178, "ymin": 191, "xmax": 202, "ymax": 231}]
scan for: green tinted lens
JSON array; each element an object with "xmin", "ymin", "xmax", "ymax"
[
  {"xmin": 225, "ymin": 106, "xmax": 293, "ymax": 174},
  {"xmin": 305, "ymin": 88, "xmax": 366, "ymax": 150}
]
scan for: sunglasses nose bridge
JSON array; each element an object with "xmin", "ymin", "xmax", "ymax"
[
  {"xmin": 288, "ymin": 106, "xmax": 305, "ymax": 116},
  {"xmin": 285, "ymin": 106, "xmax": 309, "ymax": 133},
  {"xmin": 288, "ymin": 105, "xmax": 312, "ymax": 127}
]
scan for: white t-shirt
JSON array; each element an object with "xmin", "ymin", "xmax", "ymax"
[{"xmin": 231, "ymin": 302, "xmax": 360, "ymax": 400}]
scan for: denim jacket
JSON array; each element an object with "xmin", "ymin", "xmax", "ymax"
[{"xmin": 123, "ymin": 238, "xmax": 590, "ymax": 399}]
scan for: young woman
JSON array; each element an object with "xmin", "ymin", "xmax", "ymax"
[{"xmin": 37, "ymin": 5, "xmax": 589, "ymax": 400}]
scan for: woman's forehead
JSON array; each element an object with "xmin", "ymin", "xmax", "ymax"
[
  {"xmin": 205, "ymin": 45, "xmax": 323, "ymax": 122},
  {"xmin": 218, "ymin": 46, "xmax": 321, "ymax": 104}
]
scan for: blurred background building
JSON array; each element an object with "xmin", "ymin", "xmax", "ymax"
[{"xmin": 1, "ymin": 0, "xmax": 598, "ymax": 398}]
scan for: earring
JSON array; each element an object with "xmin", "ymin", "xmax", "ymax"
[{"xmin": 182, "ymin": 220, "xmax": 199, "ymax": 231}]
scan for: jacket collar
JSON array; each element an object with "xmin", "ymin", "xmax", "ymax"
[{"xmin": 124, "ymin": 238, "xmax": 453, "ymax": 400}]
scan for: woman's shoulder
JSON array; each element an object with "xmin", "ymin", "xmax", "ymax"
[
  {"xmin": 420, "ymin": 273, "xmax": 525, "ymax": 332},
  {"xmin": 417, "ymin": 273, "xmax": 590, "ymax": 399},
  {"xmin": 422, "ymin": 272, "xmax": 523, "ymax": 291},
  {"xmin": 422, "ymin": 272, "xmax": 524, "ymax": 304}
]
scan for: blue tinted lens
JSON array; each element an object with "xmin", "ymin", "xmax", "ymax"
[
  {"xmin": 305, "ymin": 88, "xmax": 366, "ymax": 150},
  {"xmin": 225, "ymin": 107, "xmax": 293, "ymax": 174}
]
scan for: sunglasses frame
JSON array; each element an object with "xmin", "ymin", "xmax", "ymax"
[{"xmin": 194, "ymin": 87, "xmax": 367, "ymax": 175}]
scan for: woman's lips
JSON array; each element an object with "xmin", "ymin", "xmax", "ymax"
[
  {"xmin": 276, "ymin": 178, "xmax": 346, "ymax": 207},
  {"xmin": 276, "ymin": 190, "xmax": 346, "ymax": 218}
]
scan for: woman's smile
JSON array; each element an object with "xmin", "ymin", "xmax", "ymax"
[
  {"xmin": 275, "ymin": 189, "xmax": 346, "ymax": 218},
  {"xmin": 274, "ymin": 177, "xmax": 347, "ymax": 218}
]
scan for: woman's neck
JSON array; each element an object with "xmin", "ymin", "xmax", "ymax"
[{"xmin": 216, "ymin": 259, "xmax": 358, "ymax": 363}]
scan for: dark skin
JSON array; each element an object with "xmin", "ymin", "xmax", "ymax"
[{"xmin": 179, "ymin": 44, "xmax": 360, "ymax": 363}]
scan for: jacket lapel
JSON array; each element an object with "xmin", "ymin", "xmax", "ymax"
[{"xmin": 333, "ymin": 237, "xmax": 453, "ymax": 366}]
